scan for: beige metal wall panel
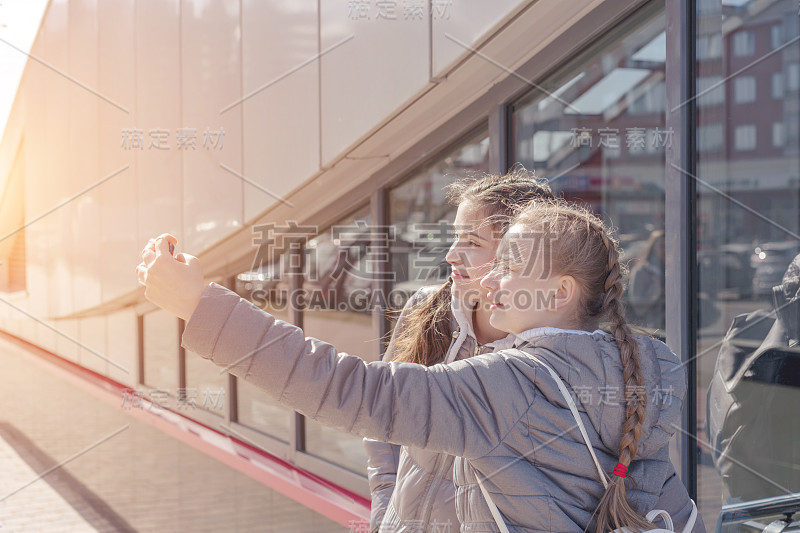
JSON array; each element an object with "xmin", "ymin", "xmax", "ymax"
[
  {"xmin": 98, "ymin": 0, "xmax": 138, "ymax": 304},
  {"xmin": 69, "ymin": 0, "xmax": 102, "ymax": 312},
  {"xmin": 180, "ymin": 0, "xmax": 244, "ymax": 253},
  {"xmin": 242, "ymin": 0, "xmax": 320, "ymax": 223},
  {"xmin": 43, "ymin": 0, "xmax": 75, "ymax": 319},
  {"xmin": 319, "ymin": 2, "xmax": 429, "ymax": 165},
  {"xmin": 134, "ymin": 0, "xmax": 182, "ymax": 261},
  {"xmin": 431, "ymin": 0, "xmax": 529, "ymax": 76}
]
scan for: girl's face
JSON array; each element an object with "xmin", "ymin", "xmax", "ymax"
[
  {"xmin": 480, "ymin": 223, "xmax": 577, "ymax": 334},
  {"xmin": 445, "ymin": 201, "xmax": 500, "ymax": 306}
]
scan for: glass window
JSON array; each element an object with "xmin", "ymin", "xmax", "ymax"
[
  {"xmin": 772, "ymin": 72, "xmax": 785, "ymax": 99},
  {"xmin": 787, "ymin": 12, "xmax": 800, "ymax": 39},
  {"xmin": 789, "ymin": 115, "xmax": 800, "ymax": 143},
  {"xmin": 302, "ymin": 205, "xmax": 377, "ymax": 474},
  {"xmin": 771, "ymin": 24, "xmax": 783, "ymax": 50},
  {"xmin": 698, "ymin": 123, "xmax": 725, "ymax": 151},
  {"xmin": 772, "ymin": 121, "xmax": 786, "ymax": 147},
  {"xmin": 698, "ymin": 76, "xmax": 725, "ymax": 106},
  {"xmin": 237, "ymin": 379, "xmax": 292, "ymax": 441},
  {"xmin": 734, "ymin": 124, "xmax": 757, "ymax": 151},
  {"xmin": 388, "ymin": 128, "xmax": 490, "ymax": 307},
  {"xmin": 302, "ymin": 205, "xmax": 376, "ymax": 359},
  {"xmin": 697, "ymin": 34, "xmax": 722, "ymax": 59},
  {"xmin": 512, "ymin": 4, "xmax": 667, "ymax": 336},
  {"xmin": 732, "ymin": 30, "xmax": 755, "ymax": 57},
  {"xmin": 185, "ymin": 350, "xmax": 227, "ymax": 417},
  {"xmin": 143, "ymin": 310, "xmax": 179, "ymax": 391},
  {"xmin": 788, "ymin": 63, "xmax": 800, "ymax": 91},
  {"xmin": 697, "ymin": 1, "xmax": 800, "ymax": 530},
  {"xmin": 629, "ymin": 80, "xmax": 666, "ymax": 114},
  {"xmin": 733, "ymin": 76, "xmax": 756, "ymax": 103}
]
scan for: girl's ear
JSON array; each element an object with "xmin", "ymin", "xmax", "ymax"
[{"xmin": 552, "ymin": 275, "xmax": 579, "ymax": 310}]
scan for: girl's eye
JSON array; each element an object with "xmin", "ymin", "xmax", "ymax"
[
  {"xmin": 495, "ymin": 260, "xmax": 511, "ymax": 274},
  {"xmin": 452, "ymin": 237, "xmax": 481, "ymax": 248}
]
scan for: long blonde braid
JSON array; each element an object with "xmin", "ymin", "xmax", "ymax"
[{"xmin": 594, "ymin": 229, "xmax": 651, "ymax": 533}]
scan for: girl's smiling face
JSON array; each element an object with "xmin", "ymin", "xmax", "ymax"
[
  {"xmin": 480, "ymin": 223, "xmax": 580, "ymax": 334},
  {"xmin": 445, "ymin": 201, "xmax": 501, "ymax": 307}
]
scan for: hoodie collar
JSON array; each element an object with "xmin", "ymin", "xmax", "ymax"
[
  {"xmin": 515, "ymin": 326, "xmax": 605, "ymax": 345},
  {"xmin": 446, "ymin": 296, "xmax": 516, "ymax": 363}
]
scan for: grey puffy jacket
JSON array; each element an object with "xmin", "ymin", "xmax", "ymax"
[
  {"xmin": 182, "ymin": 283, "xmax": 704, "ymax": 533},
  {"xmin": 364, "ymin": 287, "xmax": 516, "ymax": 533}
]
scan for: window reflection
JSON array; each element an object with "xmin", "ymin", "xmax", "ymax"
[
  {"xmin": 512, "ymin": 6, "xmax": 667, "ymax": 336},
  {"xmin": 732, "ymin": 30, "xmax": 755, "ymax": 57},
  {"xmin": 697, "ymin": 0, "xmax": 800, "ymax": 529},
  {"xmin": 143, "ymin": 310, "xmax": 179, "ymax": 390},
  {"xmin": 237, "ymin": 378, "xmax": 292, "ymax": 442},
  {"xmin": 303, "ymin": 205, "xmax": 376, "ymax": 474},
  {"xmin": 303, "ymin": 205, "xmax": 375, "ymax": 357},
  {"xmin": 184, "ymin": 350, "xmax": 227, "ymax": 417},
  {"xmin": 304, "ymin": 208, "xmax": 376, "ymax": 316}
]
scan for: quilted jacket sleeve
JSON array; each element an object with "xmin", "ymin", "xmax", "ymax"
[
  {"xmin": 181, "ymin": 283, "xmax": 534, "ymax": 460},
  {"xmin": 363, "ymin": 438, "xmax": 400, "ymax": 532}
]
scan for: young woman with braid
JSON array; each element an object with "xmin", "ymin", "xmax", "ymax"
[
  {"xmin": 138, "ymin": 198, "xmax": 704, "ymax": 532},
  {"xmin": 364, "ymin": 171, "xmax": 555, "ymax": 533}
]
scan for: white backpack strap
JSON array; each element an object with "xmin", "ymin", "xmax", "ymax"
[
  {"xmin": 509, "ymin": 348, "xmax": 609, "ymax": 488},
  {"xmin": 645, "ymin": 509, "xmax": 674, "ymax": 531},
  {"xmin": 680, "ymin": 499, "xmax": 698, "ymax": 533},
  {"xmin": 476, "ymin": 474, "xmax": 511, "ymax": 533}
]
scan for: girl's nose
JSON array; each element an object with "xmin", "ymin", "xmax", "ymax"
[
  {"xmin": 445, "ymin": 240, "xmax": 461, "ymax": 266},
  {"xmin": 480, "ymin": 267, "xmax": 499, "ymax": 291}
]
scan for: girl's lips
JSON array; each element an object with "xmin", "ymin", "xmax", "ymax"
[
  {"xmin": 451, "ymin": 271, "xmax": 470, "ymax": 280},
  {"xmin": 487, "ymin": 292, "xmax": 505, "ymax": 310}
]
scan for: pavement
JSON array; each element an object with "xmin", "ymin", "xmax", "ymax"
[
  {"xmin": 0, "ymin": 335, "xmax": 347, "ymax": 533},
  {"xmin": 0, "ymin": 428, "xmax": 104, "ymax": 532}
]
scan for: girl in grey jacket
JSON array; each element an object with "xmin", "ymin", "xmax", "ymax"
[
  {"xmin": 365, "ymin": 172, "xmax": 553, "ymax": 533},
  {"xmin": 138, "ymin": 200, "xmax": 704, "ymax": 532}
]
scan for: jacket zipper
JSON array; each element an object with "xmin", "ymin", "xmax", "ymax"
[{"xmin": 419, "ymin": 454, "xmax": 450, "ymax": 530}]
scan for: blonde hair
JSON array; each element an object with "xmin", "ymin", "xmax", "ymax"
[
  {"xmin": 391, "ymin": 166, "xmax": 554, "ymax": 365},
  {"xmin": 513, "ymin": 199, "xmax": 651, "ymax": 533}
]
